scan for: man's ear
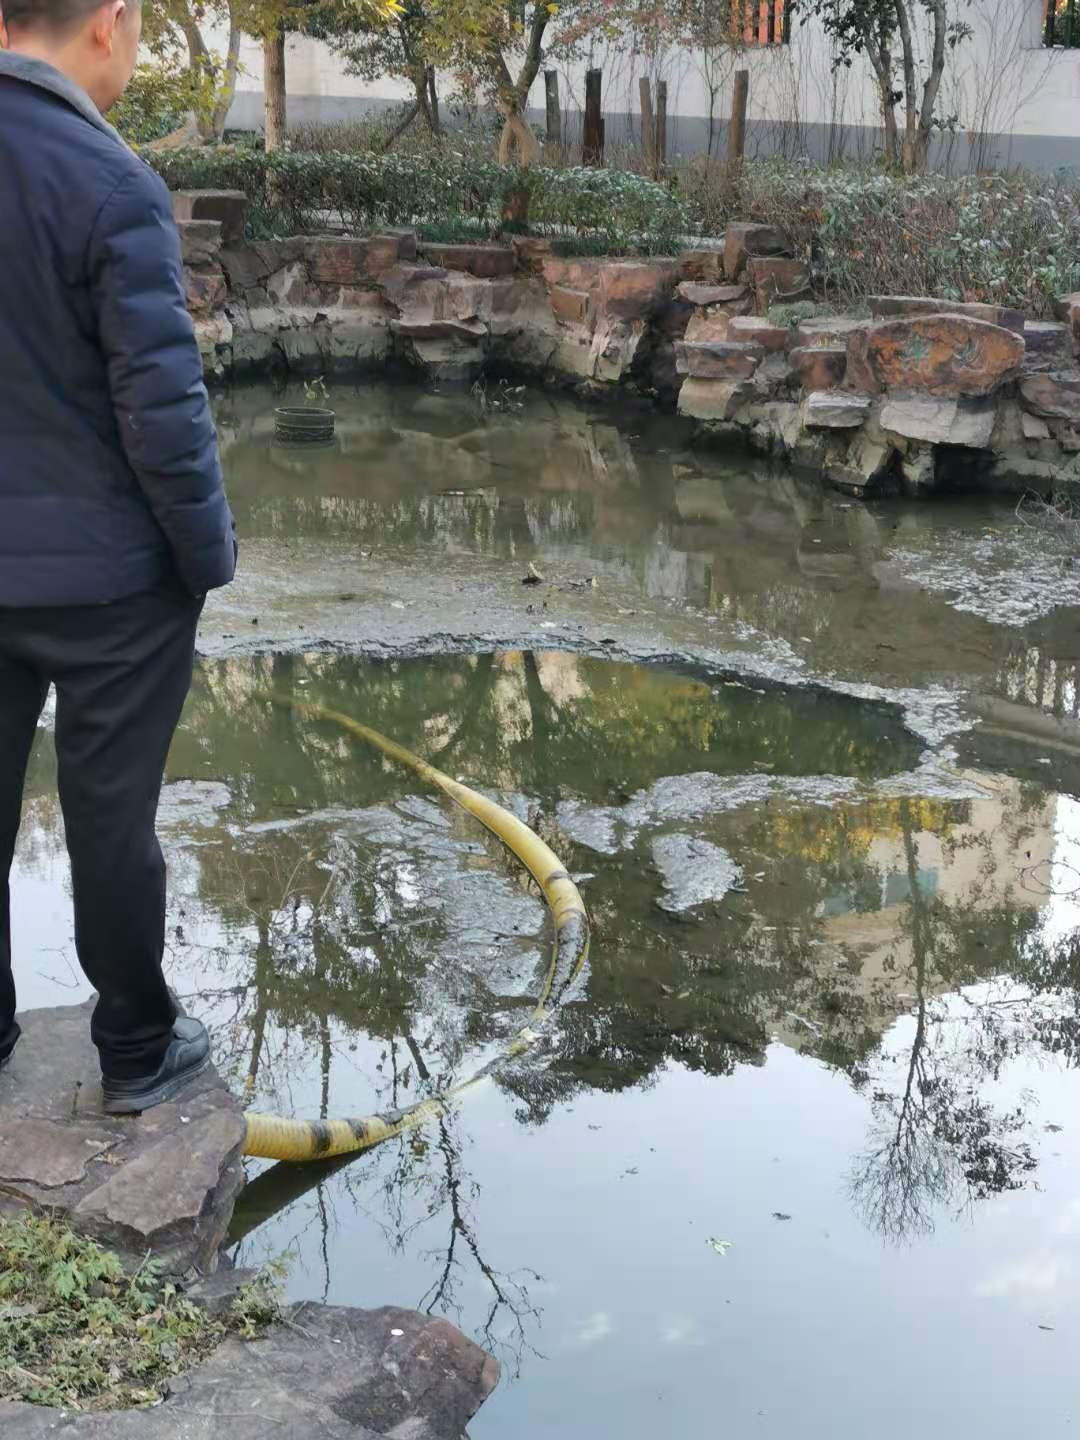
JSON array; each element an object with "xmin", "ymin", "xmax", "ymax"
[{"xmin": 91, "ymin": 0, "xmax": 126, "ymax": 52}]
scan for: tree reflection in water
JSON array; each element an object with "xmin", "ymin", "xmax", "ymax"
[{"xmin": 16, "ymin": 640, "xmax": 1080, "ymax": 1363}]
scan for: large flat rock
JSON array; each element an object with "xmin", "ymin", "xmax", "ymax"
[
  {"xmin": 0, "ymin": 1001, "xmax": 244, "ymax": 1275},
  {"xmin": 0, "ymin": 1304, "xmax": 499, "ymax": 1439},
  {"xmin": 862, "ymin": 314, "xmax": 1025, "ymax": 397}
]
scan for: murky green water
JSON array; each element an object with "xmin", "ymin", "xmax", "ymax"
[{"xmin": 13, "ymin": 381, "xmax": 1080, "ymax": 1438}]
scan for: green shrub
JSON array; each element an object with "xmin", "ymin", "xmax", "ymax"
[
  {"xmin": 677, "ymin": 155, "xmax": 1080, "ymax": 317},
  {"xmin": 0, "ymin": 1213, "xmax": 279, "ymax": 1411},
  {"xmin": 146, "ymin": 148, "xmax": 688, "ymax": 255},
  {"xmin": 112, "ymin": 63, "xmax": 192, "ymax": 144}
]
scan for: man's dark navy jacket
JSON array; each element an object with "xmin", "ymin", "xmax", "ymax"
[{"xmin": 0, "ymin": 52, "xmax": 235, "ymax": 606}]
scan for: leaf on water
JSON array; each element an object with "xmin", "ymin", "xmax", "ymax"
[{"xmin": 707, "ymin": 1238, "xmax": 733, "ymax": 1256}]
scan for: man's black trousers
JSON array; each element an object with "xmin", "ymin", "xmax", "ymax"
[{"xmin": 0, "ymin": 584, "xmax": 202, "ymax": 1078}]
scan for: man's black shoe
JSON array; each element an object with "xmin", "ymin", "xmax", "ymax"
[{"xmin": 102, "ymin": 1017, "xmax": 210, "ymax": 1115}]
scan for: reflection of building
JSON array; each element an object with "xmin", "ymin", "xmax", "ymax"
[{"xmin": 775, "ymin": 774, "xmax": 1058, "ymax": 1051}]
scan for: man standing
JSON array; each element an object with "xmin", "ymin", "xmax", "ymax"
[{"xmin": 0, "ymin": 0, "xmax": 236, "ymax": 1111}]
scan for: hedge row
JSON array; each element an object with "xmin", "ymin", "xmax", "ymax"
[
  {"xmin": 146, "ymin": 148, "xmax": 689, "ymax": 255},
  {"xmin": 677, "ymin": 155, "xmax": 1080, "ymax": 317}
]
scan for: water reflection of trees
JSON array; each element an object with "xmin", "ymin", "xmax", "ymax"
[
  {"xmin": 155, "ymin": 650, "xmax": 1080, "ymax": 1247},
  {"xmin": 171, "ymin": 651, "xmax": 919, "ymax": 823},
  {"xmin": 21, "ymin": 636, "xmax": 1080, "ymax": 1280}
]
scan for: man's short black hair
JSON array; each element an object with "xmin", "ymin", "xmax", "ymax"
[{"xmin": 2, "ymin": 0, "xmax": 138, "ymax": 30}]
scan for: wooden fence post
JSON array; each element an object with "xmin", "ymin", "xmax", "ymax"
[
  {"xmin": 656, "ymin": 79, "xmax": 668, "ymax": 172},
  {"xmin": 639, "ymin": 77, "xmax": 656, "ymax": 177},
  {"xmin": 583, "ymin": 68, "xmax": 604, "ymax": 165},
  {"xmin": 726, "ymin": 69, "xmax": 749, "ymax": 187},
  {"xmin": 544, "ymin": 70, "xmax": 562, "ymax": 158}
]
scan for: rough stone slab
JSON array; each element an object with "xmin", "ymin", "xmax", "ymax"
[
  {"xmin": 1022, "ymin": 410, "xmax": 1052, "ymax": 440},
  {"xmin": 845, "ymin": 327, "xmax": 879, "ymax": 394},
  {"xmin": 677, "ymin": 377, "xmax": 753, "ymax": 421},
  {"xmin": 379, "ymin": 227, "xmax": 417, "ymax": 262},
  {"xmin": 305, "ymin": 236, "xmax": 370, "ymax": 285},
  {"xmin": 675, "ymin": 339, "xmax": 764, "ymax": 379},
  {"xmin": 676, "ymin": 281, "xmax": 748, "ymax": 308},
  {"xmin": 865, "ymin": 314, "xmax": 1025, "ymax": 397},
  {"xmin": 0, "ymin": 1001, "xmax": 244, "ymax": 1275},
  {"xmin": 1019, "ymin": 370, "xmax": 1080, "ymax": 423},
  {"xmin": 827, "ymin": 435, "xmax": 897, "ymax": 498},
  {"xmin": 392, "ymin": 317, "xmax": 487, "ymax": 342},
  {"xmin": 790, "ymin": 344, "xmax": 846, "ymax": 390},
  {"xmin": 176, "ymin": 220, "xmax": 222, "ymax": 267},
  {"xmin": 881, "ymin": 394, "xmax": 996, "ymax": 447},
  {"xmin": 1024, "ymin": 319, "xmax": 1070, "ymax": 360},
  {"xmin": 598, "ymin": 260, "xmax": 678, "ymax": 320},
  {"xmin": 75, "ymin": 1110, "xmax": 246, "ymax": 1252},
  {"xmin": 364, "ymin": 234, "xmax": 402, "ymax": 277},
  {"xmin": 184, "ymin": 266, "xmax": 227, "ymax": 317},
  {"xmin": 795, "ymin": 315, "xmax": 871, "ymax": 348},
  {"xmin": 803, "ymin": 390, "xmax": 871, "ymax": 429},
  {"xmin": 0, "ymin": 1118, "xmax": 113, "ymax": 1187},
  {"xmin": 422, "ymin": 243, "xmax": 515, "ymax": 279},
  {"xmin": 727, "ymin": 315, "xmax": 790, "ymax": 352},
  {"xmin": 511, "ymin": 234, "xmax": 554, "ymax": 272},
  {"xmin": 219, "ymin": 237, "xmax": 307, "ymax": 293},
  {"xmin": 171, "ymin": 190, "xmax": 248, "ymax": 246},
  {"xmin": 747, "ymin": 256, "xmax": 812, "ymax": 308},
  {"xmin": 679, "ymin": 248, "xmax": 726, "ymax": 284},
  {"xmin": 549, "ymin": 284, "xmax": 591, "ymax": 326},
  {"xmin": 869, "ymin": 294, "xmax": 1025, "ymax": 334},
  {"xmin": 723, "ymin": 221, "xmax": 791, "ymax": 280},
  {"xmin": 0, "ymin": 1304, "xmax": 498, "ymax": 1440}
]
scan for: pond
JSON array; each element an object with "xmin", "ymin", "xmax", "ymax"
[{"xmin": 13, "ymin": 380, "xmax": 1080, "ymax": 1438}]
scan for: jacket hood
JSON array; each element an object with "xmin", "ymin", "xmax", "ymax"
[{"xmin": 0, "ymin": 50, "xmax": 125, "ymax": 147}]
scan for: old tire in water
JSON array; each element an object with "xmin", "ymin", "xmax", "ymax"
[{"xmin": 274, "ymin": 405, "xmax": 336, "ymax": 445}]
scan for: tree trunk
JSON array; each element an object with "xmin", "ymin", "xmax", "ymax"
[
  {"xmin": 426, "ymin": 66, "xmax": 442, "ymax": 137},
  {"xmin": 206, "ymin": 20, "xmax": 241, "ymax": 141},
  {"xmin": 381, "ymin": 99, "xmax": 420, "ymax": 151},
  {"xmin": 893, "ymin": 0, "xmax": 919, "ymax": 172},
  {"xmin": 264, "ymin": 24, "xmax": 287, "ymax": 153},
  {"xmin": 409, "ymin": 65, "xmax": 439, "ymax": 138},
  {"xmin": 867, "ymin": 38, "xmax": 900, "ymax": 168},
  {"xmin": 497, "ymin": 110, "xmax": 542, "ymax": 166},
  {"xmin": 497, "ymin": 110, "xmax": 537, "ymax": 230},
  {"xmin": 914, "ymin": 0, "xmax": 948, "ymax": 172}
]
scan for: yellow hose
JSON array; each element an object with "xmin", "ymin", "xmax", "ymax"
[{"xmin": 241, "ymin": 701, "xmax": 590, "ymax": 1162}]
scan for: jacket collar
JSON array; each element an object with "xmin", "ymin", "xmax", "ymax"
[{"xmin": 0, "ymin": 50, "xmax": 125, "ymax": 146}]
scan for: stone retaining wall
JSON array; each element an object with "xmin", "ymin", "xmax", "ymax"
[{"xmin": 177, "ymin": 191, "xmax": 1080, "ymax": 500}]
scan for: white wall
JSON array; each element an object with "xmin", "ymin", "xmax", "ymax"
[{"xmin": 213, "ymin": 0, "xmax": 1080, "ymax": 168}]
